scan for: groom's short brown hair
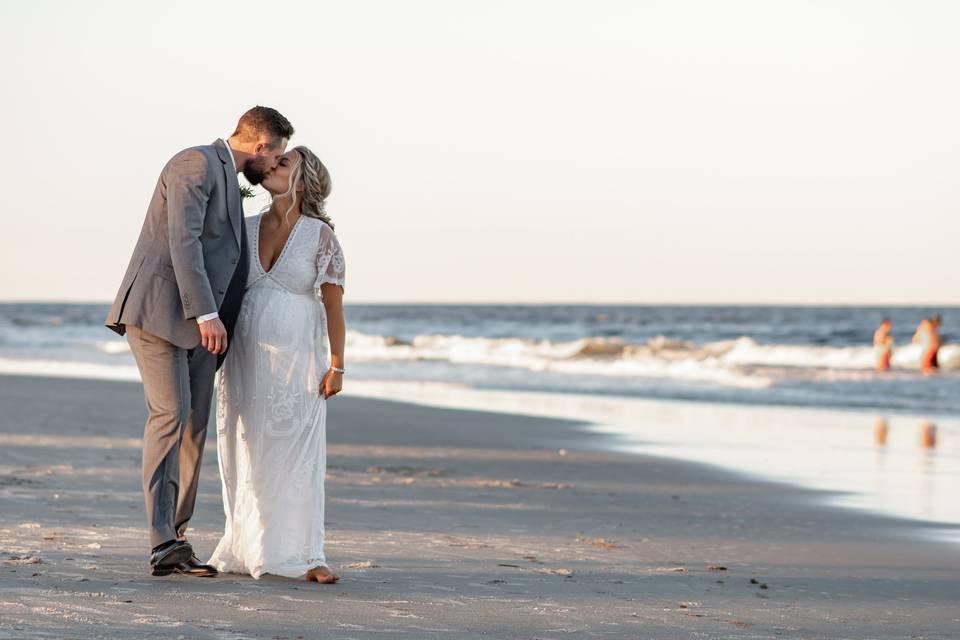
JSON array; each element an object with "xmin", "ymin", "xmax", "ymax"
[{"xmin": 231, "ymin": 106, "xmax": 294, "ymax": 148}]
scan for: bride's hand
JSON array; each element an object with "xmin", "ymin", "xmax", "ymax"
[{"xmin": 321, "ymin": 369, "xmax": 343, "ymax": 399}]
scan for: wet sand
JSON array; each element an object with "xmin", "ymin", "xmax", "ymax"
[{"xmin": 1, "ymin": 374, "xmax": 958, "ymax": 639}]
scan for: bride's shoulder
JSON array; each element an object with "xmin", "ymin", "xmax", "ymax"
[
  {"xmin": 300, "ymin": 215, "xmax": 327, "ymax": 227},
  {"xmin": 301, "ymin": 216, "xmax": 336, "ymax": 238}
]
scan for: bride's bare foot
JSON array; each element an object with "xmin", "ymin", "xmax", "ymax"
[{"xmin": 306, "ymin": 565, "xmax": 339, "ymax": 584}]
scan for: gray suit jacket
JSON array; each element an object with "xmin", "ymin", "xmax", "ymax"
[{"xmin": 105, "ymin": 140, "xmax": 243, "ymax": 349}]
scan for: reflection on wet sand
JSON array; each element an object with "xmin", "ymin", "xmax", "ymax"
[
  {"xmin": 336, "ymin": 382, "xmax": 960, "ymax": 539},
  {"xmin": 920, "ymin": 420, "xmax": 937, "ymax": 449},
  {"xmin": 873, "ymin": 417, "xmax": 888, "ymax": 446},
  {"xmin": 874, "ymin": 417, "xmax": 940, "ymax": 451}
]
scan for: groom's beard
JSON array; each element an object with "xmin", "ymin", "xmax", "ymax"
[{"xmin": 243, "ymin": 156, "xmax": 270, "ymax": 185}]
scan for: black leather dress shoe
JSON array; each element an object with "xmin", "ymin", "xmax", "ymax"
[
  {"xmin": 149, "ymin": 540, "xmax": 193, "ymax": 576},
  {"xmin": 173, "ymin": 554, "xmax": 218, "ymax": 578}
]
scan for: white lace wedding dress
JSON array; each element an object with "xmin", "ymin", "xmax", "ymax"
[{"xmin": 209, "ymin": 213, "xmax": 345, "ymax": 579}]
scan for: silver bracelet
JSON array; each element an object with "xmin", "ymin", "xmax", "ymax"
[{"xmin": 330, "ymin": 366, "xmax": 345, "ymax": 374}]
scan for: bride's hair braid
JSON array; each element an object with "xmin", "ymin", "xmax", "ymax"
[{"xmin": 293, "ymin": 146, "xmax": 334, "ymax": 228}]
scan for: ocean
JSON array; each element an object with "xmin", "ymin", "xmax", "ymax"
[{"xmin": 1, "ymin": 303, "xmax": 957, "ymax": 416}]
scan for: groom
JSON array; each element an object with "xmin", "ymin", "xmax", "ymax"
[{"xmin": 106, "ymin": 106, "xmax": 294, "ymax": 577}]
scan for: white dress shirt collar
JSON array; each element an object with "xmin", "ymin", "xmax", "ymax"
[{"xmin": 219, "ymin": 138, "xmax": 237, "ymax": 174}]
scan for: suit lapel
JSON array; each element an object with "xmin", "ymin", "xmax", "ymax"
[{"xmin": 214, "ymin": 140, "xmax": 242, "ymax": 249}]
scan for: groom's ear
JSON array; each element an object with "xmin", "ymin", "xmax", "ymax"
[{"xmin": 253, "ymin": 136, "xmax": 286, "ymax": 156}]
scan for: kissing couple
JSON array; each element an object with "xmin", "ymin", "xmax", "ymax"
[{"xmin": 106, "ymin": 106, "xmax": 346, "ymax": 584}]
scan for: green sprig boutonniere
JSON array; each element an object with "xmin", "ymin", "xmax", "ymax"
[{"xmin": 239, "ymin": 185, "xmax": 257, "ymax": 199}]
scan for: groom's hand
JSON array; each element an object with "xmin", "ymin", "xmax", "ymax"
[{"xmin": 199, "ymin": 318, "xmax": 228, "ymax": 354}]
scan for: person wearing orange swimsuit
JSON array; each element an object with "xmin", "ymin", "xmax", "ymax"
[
  {"xmin": 873, "ymin": 319, "xmax": 893, "ymax": 372},
  {"xmin": 914, "ymin": 315, "xmax": 941, "ymax": 375}
]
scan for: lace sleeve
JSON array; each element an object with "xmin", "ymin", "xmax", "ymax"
[{"xmin": 314, "ymin": 223, "xmax": 345, "ymax": 295}]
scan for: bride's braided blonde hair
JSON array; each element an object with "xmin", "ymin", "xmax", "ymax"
[{"xmin": 277, "ymin": 145, "xmax": 334, "ymax": 228}]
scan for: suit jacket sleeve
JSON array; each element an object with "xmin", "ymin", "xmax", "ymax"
[{"xmin": 166, "ymin": 150, "xmax": 218, "ymax": 319}]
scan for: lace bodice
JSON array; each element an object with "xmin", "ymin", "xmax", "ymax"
[{"xmin": 247, "ymin": 214, "xmax": 345, "ymax": 297}]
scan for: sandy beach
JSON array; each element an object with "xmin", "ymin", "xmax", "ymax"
[{"xmin": 1, "ymin": 374, "xmax": 959, "ymax": 639}]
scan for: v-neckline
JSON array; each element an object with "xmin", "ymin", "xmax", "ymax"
[{"xmin": 255, "ymin": 213, "xmax": 305, "ymax": 275}]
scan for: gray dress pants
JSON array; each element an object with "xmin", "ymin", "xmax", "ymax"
[{"xmin": 126, "ymin": 325, "xmax": 216, "ymax": 548}]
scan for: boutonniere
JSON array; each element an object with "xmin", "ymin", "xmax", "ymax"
[{"xmin": 239, "ymin": 185, "xmax": 257, "ymax": 199}]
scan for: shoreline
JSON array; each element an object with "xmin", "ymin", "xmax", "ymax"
[
  {"xmin": 343, "ymin": 380, "xmax": 960, "ymax": 538},
  {"xmin": 1, "ymin": 353, "xmax": 958, "ymax": 420},
  {"xmin": 1, "ymin": 374, "xmax": 960, "ymax": 637},
  {"xmin": 0, "ymin": 366, "xmax": 957, "ymax": 539}
]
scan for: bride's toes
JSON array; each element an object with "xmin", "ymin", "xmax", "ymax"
[{"xmin": 306, "ymin": 566, "xmax": 339, "ymax": 584}]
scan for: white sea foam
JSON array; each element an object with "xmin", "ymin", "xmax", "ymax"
[
  {"xmin": 0, "ymin": 358, "xmax": 141, "ymax": 382},
  {"xmin": 5, "ymin": 330, "xmax": 953, "ymax": 393},
  {"xmin": 341, "ymin": 330, "xmax": 960, "ymax": 382},
  {"xmin": 720, "ymin": 337, "xmax": 960, "ymax": 370},
  {"xmin": 94, "ymin": 340, "xmax": 131, "ymax": 355}
]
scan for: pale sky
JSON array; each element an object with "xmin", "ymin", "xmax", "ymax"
[{"xmin": 1, "ymin": 0, "xmax": 958, "ymax": 304}]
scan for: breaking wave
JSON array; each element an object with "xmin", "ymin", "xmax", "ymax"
[{"xmin": 344, "ymin": 331, "xmax": 960, "ymax": 387}]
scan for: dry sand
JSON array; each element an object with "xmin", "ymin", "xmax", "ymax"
[{"xmin": 0, "ymin": 374, "xmax": 958, "ymax": 639}]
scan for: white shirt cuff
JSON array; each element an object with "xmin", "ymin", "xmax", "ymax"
[{"xmin": 197, "ymin": 312, "xmax": 219, "ymax": 324}]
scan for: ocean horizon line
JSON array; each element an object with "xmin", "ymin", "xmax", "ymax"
[{"xmin": 3, "ymin": 299, "xmax": 960, "ymax": 309}]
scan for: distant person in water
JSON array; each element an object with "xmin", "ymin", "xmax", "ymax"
[
  {"xmin": 873, "ymin": 319, "xmax": 893, "ymax": 372},
  {"xmin": 913, "ymin": 315, "xmax": 941, "ymax": 375}
]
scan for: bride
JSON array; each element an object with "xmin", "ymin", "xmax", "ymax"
[{"xmin": 209, "ymin": 146, "xmax": 345, "ymax": 584}]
